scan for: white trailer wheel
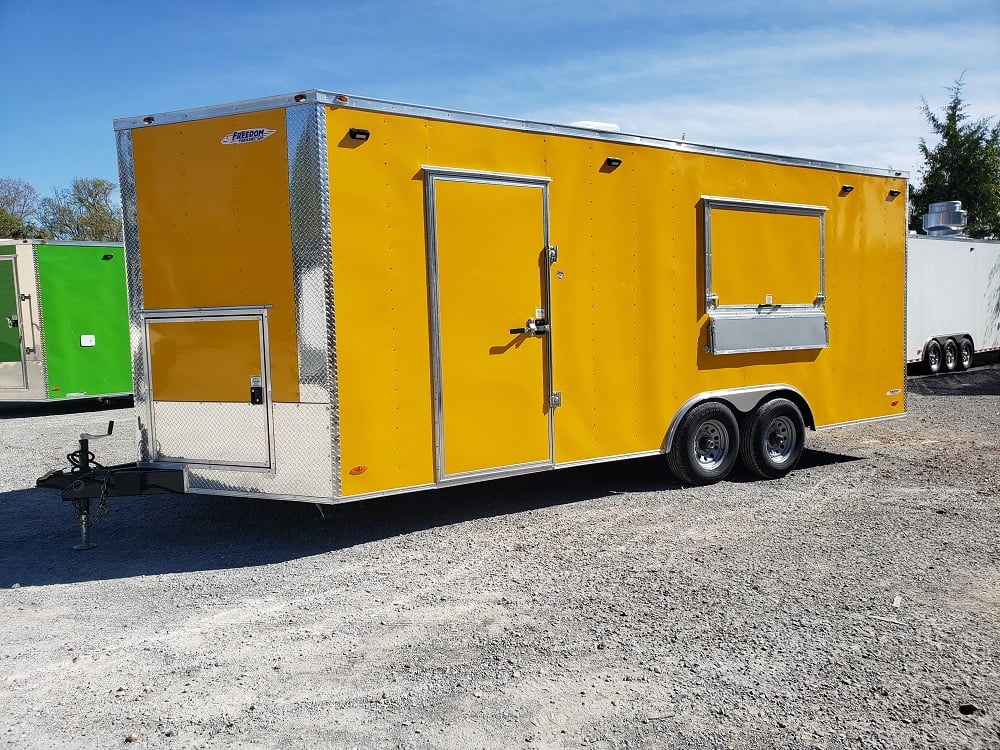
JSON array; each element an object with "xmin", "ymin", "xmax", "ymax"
[
  {"xmin": 924, "ymin": 339, "xmax": 943, "ymax": 374},
  {"xmin": 943, "ymin": 338, "xmax": 958, "ymax": 372},
  {"xmin": 958, "ymin": 338, "xmax": 974, "ymax": 371}
]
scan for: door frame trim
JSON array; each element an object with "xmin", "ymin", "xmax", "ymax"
[
  {"xmin": 0, "ymin": 256, "xmax": 28, "ymax": 390},
  {"xmin": 422, "ymin": 167, "xmax": 555, "ymax": 482},
  {"xmin": 140, "ymin": 305, "xmax": 276, "ymax": 472}
]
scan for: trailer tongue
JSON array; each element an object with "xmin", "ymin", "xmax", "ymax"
[{"xmin": 36, "ymin": 421, "xmax": 184, "ymax": 549}]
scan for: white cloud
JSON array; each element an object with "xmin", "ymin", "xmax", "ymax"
[{"xmin": 495, "ymin": 20, "xmax": 1000, "ymax": 182}]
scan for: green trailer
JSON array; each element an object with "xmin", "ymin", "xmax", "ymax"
[{"xmin": 0, "ymin": 239, "xmax": 132, "ymax": 402}]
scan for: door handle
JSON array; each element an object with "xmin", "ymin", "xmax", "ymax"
[{"xmin": 509, "ymin": 318, "xmax": 549, "ymax": 337}]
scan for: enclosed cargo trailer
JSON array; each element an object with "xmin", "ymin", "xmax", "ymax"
[
  {"xmin": 0, "ymin": 239, "xmax": 131, "ymax": 402},
  {"xmin": 40, "ymin": 90, "xmax": 908, "ymax": 513},
  {"xmin": 905, "ymin": 204, "xmax": 1000, "ymax": 373}
]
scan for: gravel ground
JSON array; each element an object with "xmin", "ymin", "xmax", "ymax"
[{"xmin": 1, "ymin": 366, "xmax": 998, "ymax": 750}]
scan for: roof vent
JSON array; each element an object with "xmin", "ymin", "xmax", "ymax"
[
  {"xmin": 922, "ymin": 200, "xmax": 967, "ymax": 236},
  {"xmin": 569, "ymin": 120, "xmax": 621, "ymax": 132}
]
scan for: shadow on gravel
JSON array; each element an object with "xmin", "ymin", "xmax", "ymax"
[
  {"xmin": 726, "ymin": 448, "xmax": 862, "ymax": 484},
  {"xmin": 0, "ymin": 396, "xmax": 134, "ymax": 419},
  {"xmin": 1, "ymin": 446, "xmax": 863, "ymax": 588},
  {"xmin": 907, "ymin": 363, "xmax": 1000, "ymax": 397}
]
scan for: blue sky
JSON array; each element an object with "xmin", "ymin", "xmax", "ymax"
[{"xmin": 2, "ymin": 0, "xmax": 998, "ymax": 199}]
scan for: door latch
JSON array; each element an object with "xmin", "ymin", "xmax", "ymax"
[
  {"xmin": 249, "ymin": 375, "xmax": 263, "ymax": 405},
  {"xmin": 509, "ymin": 317, "xmax": 549, "ymax": 337},
  {"xmin": 5, "ymin": 315, "xmax": 17, "ymax": 329}
]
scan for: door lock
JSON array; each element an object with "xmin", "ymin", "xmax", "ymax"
[
  {"xmin": 509, "ymin": 317, "xmax": 549, "ymax": 337},
  {"xmin": 249, "ymin": 375, "xmax": 263, "ymax": 405}
]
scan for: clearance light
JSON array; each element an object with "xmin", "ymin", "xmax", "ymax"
[
  {"xmin": 349, "ymin": 465, "xmax": 368, "ymax": 475},
  {"xmin": 349, "ymin": 128, "xmax": 371, "ymax": 142},
  {"xmin": 887, "ymin": 189, "xmax": 901, "ymax": 199},
  {"xmin": 336, "ymin": 94, "xmax": 350, "ymax": 103},
  {"xmin": 142, "ymin": 116, "xmax": 155, "ymax": 125},
  {"xmin": 604, "ymin": 156, "xmax": 622, "ymax": 169},
  {"xmin": 294, "ymin": 93, "xmax": 308, "ymax": 102},
  {"xmin": 840, "ymin": 185, "xmax": 854, "ymax": 196}
]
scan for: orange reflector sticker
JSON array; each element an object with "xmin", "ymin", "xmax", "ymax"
[{"xmin": 349, "ymin": 465, "xmax": 368, "ymax": 476}]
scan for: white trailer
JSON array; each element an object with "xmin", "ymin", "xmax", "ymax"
[{"xmin": 906, "ymin": 203, "xmax": 1000, "ymax": 373}]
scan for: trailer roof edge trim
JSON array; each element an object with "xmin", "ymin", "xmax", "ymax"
[{"xmin": 113, "ymin": 89, "xmax": 907, "ymax": 179}]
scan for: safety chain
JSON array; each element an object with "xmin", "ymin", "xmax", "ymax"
[
  {"xmin": 67, "ymin": 446, "xmax": 111, "ymax": 527},
  {"xmin": 70, "ymin": 477, "xmax": 111, "ymax": 527}
]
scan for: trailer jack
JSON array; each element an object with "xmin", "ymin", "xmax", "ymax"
[{"xmin": 36, "ymin": 421, "xmax": 186, "ymax": 550}]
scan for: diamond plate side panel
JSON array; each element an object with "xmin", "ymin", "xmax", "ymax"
[
  {"xmin": 286, "ymin": 104, "xmax": 331, "ymax": 398},
  {"xmin": 286, "ymin": 103, "xmax": 340, "ymax": 495},
  {"xmin": 117, "ymin": 128, "xmax": 152, "ymax": 462},
  {"xmin": 186, "ymin": 402, "xmax": 334, "ymax": 498},
  {"xmin": 151, "ymin": 401, "xmax": 271, "ymax": 466}
]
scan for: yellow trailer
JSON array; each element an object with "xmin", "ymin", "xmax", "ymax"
[{"xmin": 43, "ymin": 90, "xmax": 907, "ymax": 512}]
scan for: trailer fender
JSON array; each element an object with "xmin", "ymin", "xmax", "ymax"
[{"xmin": 662, "ymin": 385, "xmax": 815, "ymax": 454}]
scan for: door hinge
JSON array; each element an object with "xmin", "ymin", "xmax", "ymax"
[
  {"xmin": 550, "ymin": 391, "xmax": 562, "ymax": 408},
  {"xmin": 19, "ymin": 293, "xmax": 31, "ymax": 302},
  {"xmin": 547, "ymin": 245, "xmax": 559, "ymax": 263}
]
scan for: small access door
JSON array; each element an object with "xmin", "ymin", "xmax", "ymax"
[
  {"xmin": 143, "ymin": 307, "xmax": 273, "ymax": 470},
  {"xmin": 425, "ymin": 168, "xmax": 555, "ymax": 481},
  {"xmin": 0, "ymin": 256, "xmax": 27, "ymax": 389}
]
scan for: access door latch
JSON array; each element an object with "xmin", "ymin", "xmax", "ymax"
[{"xmin": 250, "ymin": 375, "xmax": 264, "ymax": 405}]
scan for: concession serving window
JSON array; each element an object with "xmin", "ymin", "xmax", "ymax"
[{"xmin": 702, "ymin": 195, "xmax": 829, "ymax": 355}]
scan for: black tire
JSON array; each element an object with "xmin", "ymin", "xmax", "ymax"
[
  {"xmin": 924, "ymin": 339, "xmax": 942, "ymax": 374},
  {"xmin": 958, "ymin": 338, "xmax": 974, "ymax": 371},
  {"xmin": 943, "ymin": 338, "xmax": 958, "ymax": 372},
  {"xmin": 739, "ymin": 398, "xmax": 806, "ymax": 480},
  {"xmin": 667, "ymin": 402, "xmax": 739, "ymax": 485}
]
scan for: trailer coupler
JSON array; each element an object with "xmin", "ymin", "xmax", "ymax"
[{"xmin": 36, "ymin": 422, "xmax": 185, "ymax": 550}]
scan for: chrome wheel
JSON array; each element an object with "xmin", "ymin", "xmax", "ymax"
[
  {"xmin": 928, "ymin": 345, "xmax": 940, "ymax": 369},
  {"xmin": 959, "ymin": 339, "xmax": 974, "ymax": 370},
  {"xmin": 925, "ymin": 339, "xmax": 943, "ymax": 374},
  {"xmin": 944, "ymin": 339, "xmax": 958, "ymax": 370}
]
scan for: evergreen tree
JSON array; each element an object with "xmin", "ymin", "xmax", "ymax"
[{"xmin": 910, "ymin": 77, "xmax": 1000, "ymax": 239}]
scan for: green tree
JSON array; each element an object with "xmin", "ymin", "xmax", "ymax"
[
  {"xmin": 38, "ymin": 178, "xmax": 123, "ymax": 242},
  {"xmin": 0, "ymin": 206, "xmax": 28, "ymax": 238},
  {"xmin": 910, "ymin": 77, "xmax": 1000, "ymax": 239}
]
